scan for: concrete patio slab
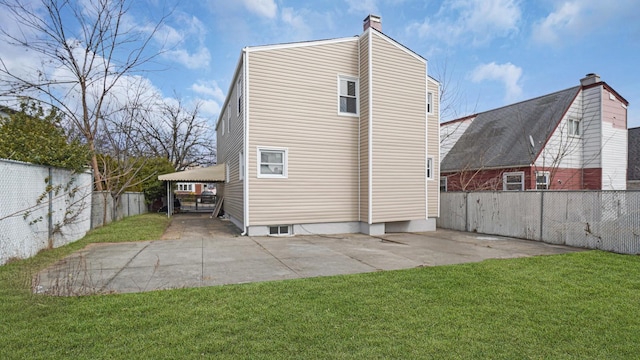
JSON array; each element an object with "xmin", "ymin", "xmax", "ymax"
[{"xmin": 35, "ymin": 213, "xmax": 583, "ymax": 295}]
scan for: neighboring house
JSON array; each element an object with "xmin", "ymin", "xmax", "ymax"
[
  {"xmin": 440, "ymin": 74, "xmax": 628, "ymax": 191},
  {"xmin": 216, "ymin": 15, "xmax": 440, "ymax": 236},
  {"xmin": 628, "ymin": 127, "xmax": 640, "ymax": 190},
  {"xmin": 174, "ymin": 182, "xmax": 216, "ymax": 195}
]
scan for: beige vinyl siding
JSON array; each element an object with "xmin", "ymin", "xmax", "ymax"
[
  {"xmin": 427, "ymin": 78, "xmax": 440, "ymax": 217},
  {"xmin": 369, "ymin": 33, "xmax": 426, "ymax": 223},
  {"xmin": 247, "ymin": 40, "xmax": 360, "ymax": 225},
  {"xmin": 359, "ymin": 33, "xmax": 370, "ymax": 222},
  {"xmin": 217, "ymin": 65, "xmax": 245, "ymax": 226}
]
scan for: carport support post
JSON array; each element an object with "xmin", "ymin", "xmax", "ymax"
[{"xmin": 166, "ymin": 181, "xmax": 171, "ymax": 218}]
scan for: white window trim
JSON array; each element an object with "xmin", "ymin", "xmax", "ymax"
[
  {"xmin": 536, "ymin": 171, "xmax": 550, "ymax": 190},
  {"xmin": 257, "ymin": 147, "xmax": 288, "ymax": 179},
  {"xmin": 238, "ymin": 151, "xmax": 244, "ymax": 181},
  {"xmin": 440, "ymin": 177, "xmax": 447, "ymax": 192},
  {"xmin": 337, "ymin": 75, "xmax": 359, "ymax": 116},
  {"xmin": 226, "ymin": 104, "xmax": 231, "ymax": 133},
  {"xmin": 427, "ymin": 92, "xmax": 433, "ymax": 114},
  {"xmin": 225, "ymin": 163, "xmax": 230, "ymax": 183},
  {"xmin": 221, "ymin": 117, "xmax": 225, "ymax": 136},
  {"xmin": 268, "ymin": 225, "xmax": 291, "ymax": 236},
  {"xmin": 503, "ymin": 171, "xmax": 525, "ymax": 191},
  {"xmin": 237, "ymin": 77, "xmax": 243, "ymax": 116},
  {"xmin": 567, "ymin": 118, "xmax": 581, "ymax": 137},
  {"xmin": 427, "ymin": 156, "xmax": 434, "ymax": 180}
]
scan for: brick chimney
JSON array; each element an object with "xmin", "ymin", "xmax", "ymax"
[
  {"xmin": 580, "ymin": 73, "xmax": 601, "ymax": 86},
  {"xmin": 363, "ymin": 14, "xmax": 382, "ymax": 32}
]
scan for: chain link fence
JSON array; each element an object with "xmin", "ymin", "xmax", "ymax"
[
  {"xmin": 0, "ymin": 159, "xmax": 92, "ymax": 265},
  {"xmin": 439, "ymin": 191, "xmax": 640, "ymax": 254}
]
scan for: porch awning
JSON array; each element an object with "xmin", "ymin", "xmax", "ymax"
[{"xmin": 158, "ymin": 164, "xmax": 226, "ymax": 182}]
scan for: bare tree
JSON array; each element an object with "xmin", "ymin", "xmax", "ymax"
[
  {"xmin": 0, "ymin": 0, "xmax": 168, "ymax": 190},
  {"xmin": 137, "ymin": 97, "xmax": 216, "ymax": 170}
]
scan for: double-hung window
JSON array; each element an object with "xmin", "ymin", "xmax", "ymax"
[
  {"xmin": 536, "ymin": 171, "xmax": 550, "ymax": 190},
  {"xmin": 258, "ymin": 147, "xmax": 287, "ymax": 178},
  {"xmin": 503, "ymin": 171, "xmax": 524, "ymax": 191},
  {"xmin": 427, "ymin": 157, "xmax": 434, "ymax": 180},
  {"xmin": 568, "ymin": 118, "xmax": 580, "ymax": 137},
  {"xmin": 440, "ymin": 177, "xmax": 448, "ymax": 192},
  {"xmin": 338, "ymin": 76, "xmax": 358, "ymax": 115},
  {"xmin": 427, "ymin": 92, "xmax": 433, "ymax": 114}
]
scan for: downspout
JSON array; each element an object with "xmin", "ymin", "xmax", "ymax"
[{"xmin": 241, "ymin": 48, "xmax": 249, "ymax": 236}]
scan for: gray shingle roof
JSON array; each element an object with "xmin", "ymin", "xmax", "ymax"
[
  {"xmin": 628, "ymin": 127, "xmax": 640, "ymax": 180},
  {"xmin": 441, "ymin": 86, "xmax": 580, "ymax": 172}
]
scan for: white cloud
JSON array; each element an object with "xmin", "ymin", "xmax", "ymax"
[
  {"xmin": 407, "ymin": 0, "xmax": 521, "ymax": 47},
  {"xmin": 240, "ymin": 0, "xmax": 278, "ymax": 19},
  {"xmin": 470, "ymin": 62, "xmax": 523, "ymax": 102},
  {"xmin": 280, "ymin": 7, "xmax": 312, "ymax": 39},
  {"xmin": 191, "ymin": 81, "xmax": 226, "ymax": 103},
  {"xmin": 198, "ymin": 98, "xmax": 222, "ymax": 119},
  {"xmin": 532, "ymin": 0, "xmax": 636, "ymax": 45},
  {"xmin": 346, "ymin": 0, "xmax": 379, "ymax": 15},
  {"xmin": 165, "ymin": 47, "xmax": 211, "ymax": 70}
]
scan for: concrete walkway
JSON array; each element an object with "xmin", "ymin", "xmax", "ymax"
[{"xmin": 35, "ymin": 213, "xmax": 581, "ymax": 295}]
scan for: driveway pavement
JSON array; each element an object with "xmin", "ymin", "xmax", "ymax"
[{"xmin": 35, "ymin": 213, "xmax": 581, "ymax": 295}]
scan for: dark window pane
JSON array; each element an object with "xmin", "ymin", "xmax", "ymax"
[
  {"xmin": 346, "ymin": 98, "xmax": 356, "ymax": 113},
  {"xmin": 269, "ymin": 226, "xmax": 278, "ymax": 235},
  {"xmin": 347, "ymin": 81, "xmax": 356, "ymax": 96}
]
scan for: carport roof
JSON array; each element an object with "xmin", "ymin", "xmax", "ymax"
[{"xmin": 158, "ymin": 164, "xmax": 226, "ymax": 182}]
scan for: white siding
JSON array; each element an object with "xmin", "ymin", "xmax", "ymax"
[
  {"xmin": 440, "ymin": 118, "xmax": 474, "ymax": 161},
  {"xmin": 535, "ymin": 94, "xmax": 583, "ymax": 168}
]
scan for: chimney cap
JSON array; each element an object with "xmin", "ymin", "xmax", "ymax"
[{"xmin": 363, "ymin": 14, "xmax": 382, "ymax": 32}]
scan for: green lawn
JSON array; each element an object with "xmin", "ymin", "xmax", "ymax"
[{"xmin": 1, "ymin": 214, "xmax": 639, "ymax": 359}]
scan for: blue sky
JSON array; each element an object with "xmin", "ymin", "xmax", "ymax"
[{"xmin": 3, "ymin": 0, "xmax": 640, "ymax": 127}]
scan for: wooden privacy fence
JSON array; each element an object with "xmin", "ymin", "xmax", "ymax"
[{"xmin": 438, "ymin": 191, "xmax": 640, "ymax": 254}]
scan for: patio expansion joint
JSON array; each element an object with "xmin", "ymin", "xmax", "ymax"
[
  {"xmin": 249, "ymin": 237, "xmax": 301, "ymax": 276},
  {"xmin": 98, "ymin": 242, "xmax": 152, "ymax": 292}
]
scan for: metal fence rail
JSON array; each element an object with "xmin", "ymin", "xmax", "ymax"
[{"xmin": 438, "ymin": 191, "xmax": 640, "ymax": 254}]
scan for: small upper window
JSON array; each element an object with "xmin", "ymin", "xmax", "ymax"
[
  {"xmin": 427, "ymin": 157, "xmax": 434, "ymax": 180},
  {"xmin": 258, "ymin": 148, "xmax": 287, "ymax": 178},
  {"xmin": 339, "ymin": 76, "xmax": 358, "ymax": 115},
  {"xmin": 227, "ymin": 104, "xmax": 231, "ymax": 133},
  {"xmin": 237, "ymin": 77, "xmax": 243, "ymax": 115},
  {"xmin": 440, "ymin": 177, "xmax": 447, "ymax": 192},
  {"xmin": 568, "ymin": 118, "xmax": 580, "ymax": 137},
  {"xmin": 536, "ymin": 171, "xmax": 550, "ymax": 190},
  {"xmin": 427, "ymin": 92, "xmax": 433, "ymax": 114}
]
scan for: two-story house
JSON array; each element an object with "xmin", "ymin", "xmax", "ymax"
[
  {"xmin": 216, "ymin": 15, "xmax": 440, "ymax": 236},
  {"xmin": 440, "ymin": 74, "xmax": 628, "ymax": 191}
]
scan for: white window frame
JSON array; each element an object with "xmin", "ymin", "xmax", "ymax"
[
  {"xmin": 257, "ymin": 147, "xmax": 288, "ymax": 179},
  {"xmin": 226, "ymin": 104, "xmax": 231, "ymax": 133},
  {"xmin": 440, "ymin": 177, "xmax": 447, "ymax": 192},
  {"xmin": 568, "ymin": 118, "xmax": 581, "ymax": 137},
  {"xmin": 221, "ymin": 116, "xmax": 225, "ymax": 136},
  {"xmin": 427, "ymin": 92, "xmax": 433, "ymax": 114},
  {"xmin": 536, "ymin": 171, "xmax": 550, "ymax": 190},
  {"xmin": 269, "ymin": 225, "xmax": 291, "ymax": 236},
  {"xmin": 427, "ymin": 156, "xmax": 434, "ymax": 180},
  {"xmin": 225, "ymin": 163, "xmax": 230, "ymax": 183},
  {"xmin": 237, "ymin": 77, "xmax": 243, "ymax": 116},
  {"xmin": 238, "ymin": 151, "xmax": 244, "ymax": 181},
  {"xmin": 338, "ymin": 75, "xmax": 359, "ymax": 116},
  {"xmin": 503, "ymin": 171, "xmax": 525, "ymax": 191}
]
